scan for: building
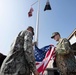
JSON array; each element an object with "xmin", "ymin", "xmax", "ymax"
[{"xmin": 67, "ymin": 28, "xmax": 76, "ymax": 56}]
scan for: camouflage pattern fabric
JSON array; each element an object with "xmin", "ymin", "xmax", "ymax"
[
  {"xmin": 55, "ymin": 38, "xmax": 76, "ymax": 75},
  {"xmin": 0, "ymin": 30, "xmax": 36, "ymax": 75}
]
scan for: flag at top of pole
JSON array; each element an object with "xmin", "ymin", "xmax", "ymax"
[
  {"xmin": 44, "ymin": 0, "xmax": 52, "ymax": 11},
  {"xmin": 28, "ymin": 7, "xmax": 34, "ymax": 17},
  {"xmin": 28, "ymin": 0, "xmax": 52, "ymax": 46},
  {"xmin": 28, "ymin": 1, "xmax": 38, "ymax": 17}
]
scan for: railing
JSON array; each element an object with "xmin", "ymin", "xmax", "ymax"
[{"xmin": 46, "ymin": 68, "xmax": 60, "ymax": 75}]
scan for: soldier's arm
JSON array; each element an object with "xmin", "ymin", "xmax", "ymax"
[
  {"xmin": 24, "ymin": 31, "xmax": 37, "ymax": 73},
  {"xmin": 56, "ymin": 38, "xmax": 70, "ymax": 55}
]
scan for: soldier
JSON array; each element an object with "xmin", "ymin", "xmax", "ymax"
[
  {"xmin": 51, "ymin": 32, "xmax": 76, "ymax": 75},
  {"xmin": 0, "ymin": 26, "xmax": 39, "ymax": 75}
]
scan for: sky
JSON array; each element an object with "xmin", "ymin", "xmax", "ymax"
[{"xmin": 0, "ymin": 0, "xmax": 76, "ymax": 55}]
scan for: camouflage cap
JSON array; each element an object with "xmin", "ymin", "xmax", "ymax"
[{"xmin": 51, "ymin": 32, "xmax": 60, "ymax": 38}]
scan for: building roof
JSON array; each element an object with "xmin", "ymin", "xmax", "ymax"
[{"xmin": 68, "ymin": 28, "xmax": 76, "ymax": 40}]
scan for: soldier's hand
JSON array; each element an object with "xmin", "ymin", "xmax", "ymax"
[
  {"xmin": 32, "ymin": 42, "xmax": 37, "ymax": 46},
  {"xmin": 34, "ymin": 70, "xmax": 39, "ymax": 75}
]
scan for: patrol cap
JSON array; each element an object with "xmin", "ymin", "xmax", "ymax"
[{"xmin": 51, "ymin": 32, "xmax": 60, "ymax": 38}]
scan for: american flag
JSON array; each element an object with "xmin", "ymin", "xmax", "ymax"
[
  {"xmin": 34, "ymin": 45, "xmax": 55, "ymax": 75},
  {"xmin": 28, "ymin": 7, "xmax": 34, "ymax": 17}
]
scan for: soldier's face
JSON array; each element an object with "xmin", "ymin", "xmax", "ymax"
[
  {"xmin": 53, "ymin": 34, "xmax": 60, "ymax": 41},
  {"xmin": 28, "ymin": 28, "xmax": 34, "ymax": 36}
]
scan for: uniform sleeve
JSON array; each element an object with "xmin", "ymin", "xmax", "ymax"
[
  {"xmin": 24, "ymin": 31, "xmax": 36, "ymax": 73},
  {"xmin": 56, "ymin": 39, "xmax": 71, "ymax": 55}
]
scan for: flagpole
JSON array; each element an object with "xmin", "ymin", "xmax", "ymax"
[{"xmin": 35, "ymin": 0, "xmax": 40, "ymax": 46}]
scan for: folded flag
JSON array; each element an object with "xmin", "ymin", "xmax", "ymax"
[{"xmin": 34, "ymin": 45, "xmax": 55, "ymax": 75}]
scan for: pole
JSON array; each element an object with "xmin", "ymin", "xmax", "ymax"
[{"xmin": 35, "ymin": 0, "xmax": 40, "ymax": 46}]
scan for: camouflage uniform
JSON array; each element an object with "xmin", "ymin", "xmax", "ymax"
[
  {"xmin": 0, "ymin": 30, "xmax": 36, "ymax": 75},
  {"xmin": 55, "ymin": 38, "xmax": 76, "ymax": 75}
]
